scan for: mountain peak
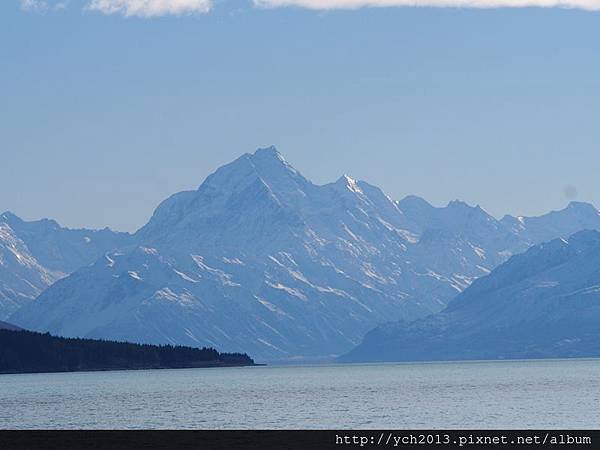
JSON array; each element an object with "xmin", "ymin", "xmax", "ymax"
[
  {"xmin": 242, "ymin": 146, "xmax": 289, "ymax": 172},
  {"xmin": 446, "ymin": 200, "xmax": 492, "ymax": 218},
  {"xmin": 248, "ymin": 146, "xmax": 302, "ymax": 179},
  {"xmin": 141, "ymin": 148, "xmax": 310, "ymax": 242},
  {"xmin": 566, "ymin": 201, "xmax": 599, "ymax": 215},
  {"xmin": 334, "ymin": 174, "xmax": 363, "ymax": 194},
  {"xmin": 0, "ymin": 212, "xmax": 65, "ymax": 231},
  {"xmin": 199, "ymin": 147, "xmax": 305, "ymax": 194},
  {"xmin": 447, "ymin": 199, "xmax": 472, "ymax": 209},
  {"xmin": 0, "ymin": 211, "xmax": 19, "ymax": 222},
  {"xmin": 397, "ymin": 195, "xmax": 433, "ymax": 210},
  {"xmin": 252, "ymin": 145, "xmax": 282, "ymax": 159}
]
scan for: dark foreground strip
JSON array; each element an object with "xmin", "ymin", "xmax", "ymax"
[{"xmin": 0, "ymin": 430, "xmax": 596, "ymax": 450}]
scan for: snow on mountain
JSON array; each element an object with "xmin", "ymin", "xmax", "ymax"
[
  {"xmin": 398, "ymin": 196, "xmax": 530, "ymax": 303},
  {"xmin": 0, "ymin": 212, "xmax": 130, "ymax": 319},
  {"xmin": 501, "ymin": 201, "xmax": 600, "ymax": 246},
  {"xmin": 0, "ymin": 221, "xmax": 61, "ymax": 319},
  {"xmin": 341, "ymin": 230, "xmax": 600, "ymax": 362},
  {"xmin": 13, "ymin": 148, "xmax": 429, "ymax": 359},
  {"xmin": 10, "ymin": 147, "xmax": 600, "ymax": 361},
  {"xmin": 1, "ymin": 212, "xmax": 131, "ymax": 273}
]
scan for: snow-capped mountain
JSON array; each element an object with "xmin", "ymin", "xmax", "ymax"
[
  {"xmin": 0, "ymin": 220, "xmax": 61, "ymax": 319},
  {"xmin": 501, "ymin": 201, "xmax": 600, "ymax": 246},
  {"xmin": 0, "ymin": 212, "xmax": 130, "ymax": 319},
  {"xmin": 342, "ymin": 230, "xmax": 600, "ymax": 362},
  {"xmin": 10, "ymin": 147, "xmax": 600, "ymax": 361}
]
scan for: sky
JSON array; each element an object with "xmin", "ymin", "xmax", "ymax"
[{"xmin": 2, "ymin": 0, "xmax": 600, "ymax": 232}]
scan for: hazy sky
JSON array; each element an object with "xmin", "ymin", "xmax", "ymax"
[{"xmin": 2, "ymin": 1, "xmax": 600, "ymax": 231}]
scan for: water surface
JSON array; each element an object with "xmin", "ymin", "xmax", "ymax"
[{"xmin": 1, "ymin": 359, "xmax": 599, "ymax": 429}]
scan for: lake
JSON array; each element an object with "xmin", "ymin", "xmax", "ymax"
[{"xmin": 1, "ymin": 359, "xmax": 599, "ymax": 429}]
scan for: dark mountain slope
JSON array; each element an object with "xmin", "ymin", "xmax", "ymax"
[
  {"xmin": 0, "ymin": 320, "xmax": 22, "ymax": 331},
  {"xmin": 342, "ymin": 230, "xmax": 600, "ymax": 362}
]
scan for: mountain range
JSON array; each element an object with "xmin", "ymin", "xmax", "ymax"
[
  {"xmin": 6, "ymin": 147, "xmax": 600, "ymax": 361},
  {"xmin": 342, "ymin": 230, "xmax": 600, "ymax": 362},
  {"xmin": 0, "ymin": 212, "xmax": 129, "ymax": 319}
]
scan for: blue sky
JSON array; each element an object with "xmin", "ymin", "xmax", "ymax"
[{"xmin": 2, "ymin": 1, "xmax": 600, "ymax": 231}]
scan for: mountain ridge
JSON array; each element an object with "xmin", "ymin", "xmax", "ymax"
[
  {"xmin": 8, "ymin": 147, "xmax": 600, "ymax": 361},
  {"xmin": 341, "ymin": 229, "xmax": 600, "ymax": 363},
  {"xmin": 0, "ymin": 213, "xmax": 131, "ymax": 319}
]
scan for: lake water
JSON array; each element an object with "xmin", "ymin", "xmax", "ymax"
[{"xmin": 1, "ymin": 359, "xmax": 599, "ymax": 429}]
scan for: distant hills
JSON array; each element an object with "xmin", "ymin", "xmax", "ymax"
[
  {"xmin": 0, "ymin": 328, "xmax": 254, "ymax": 374},
  {"xmin": 5, "ymin": 147, "xmax": 600, "ymax": 361},
  {"xmin": 342, "ymin": 230, "xmax": 600, "ymax": 363}
]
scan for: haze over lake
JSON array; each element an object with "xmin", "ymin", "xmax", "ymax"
[{"xmin": 2, "ymin": 359, "xmax": 599, "ymax": 429}]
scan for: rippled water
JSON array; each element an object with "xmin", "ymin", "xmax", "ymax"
[{"xmin": 1, "ymin": 359, "xmax": 599, "ymax": 429}]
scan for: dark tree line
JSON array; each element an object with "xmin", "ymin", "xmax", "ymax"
[{"xmin": 0, "ymin": 329, "xmax": 255, "ymax": 374}]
